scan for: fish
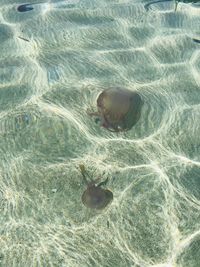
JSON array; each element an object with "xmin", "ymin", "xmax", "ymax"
[
  {"xmin": 192, "ymin": 38, "xmax": 200, "ymax": 44},
  {"xmin": 17, "ymin": 0, "xmax": 79, "ymax": 13},
  {"xmin": 18, "ymin": 36, "xmax": 30, "ymax": 42}
]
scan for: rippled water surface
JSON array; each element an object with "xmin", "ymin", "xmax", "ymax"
[{"xmin": 0, "ymin": 0, "xmax": 200, "ymax": 266}]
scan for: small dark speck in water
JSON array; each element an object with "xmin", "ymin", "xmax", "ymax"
[
  {"xmin": 15, "ymin": 114, "xmax": 30, "ymax": 129},
  {"xmin": 107, "ymin": 220, "xmax": 110, "ymax": 228},
  {"xmin": 127, "ymin": 219, "xmax": 134, "ymax": 226},
  {"xmin": 95, "ymin": 117, "xmax": 100, "ymax": 124},
  {"xmin": 112, "ymin": 176, "xmax": 117, "ymax": 183},
  {"xmin": 24, "ymin": 114, "xmax": 30, "ymax": 123}
]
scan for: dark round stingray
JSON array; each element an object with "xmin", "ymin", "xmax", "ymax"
[
  {"xmin": 91, "ymin": 87, "xmax": 143, "ymax": 132},
  {"xmin": 82, "ymin": 185, "xmax": 113, "ymax": 209}
]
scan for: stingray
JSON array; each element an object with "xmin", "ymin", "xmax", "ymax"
[
  {"xmin": 88, "ymin": 87, "xmax": 143, "ymax": 132},
  {"xmin": 79, "ymin": 165, "xmax": 113, "ymax": 209}
]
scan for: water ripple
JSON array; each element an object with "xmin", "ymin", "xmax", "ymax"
[{"xmin": 0, "ymin": 0, "xmax": 200, "ymax": 266}]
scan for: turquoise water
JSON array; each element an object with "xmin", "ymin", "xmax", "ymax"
[{"xmin": 0, "ymin": 0, "xmax": 200, "ymax": 266}]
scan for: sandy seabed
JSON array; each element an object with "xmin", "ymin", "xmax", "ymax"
[{"xmin": 0, "ymin": 0, "xmax": 200, "ymax": 266}]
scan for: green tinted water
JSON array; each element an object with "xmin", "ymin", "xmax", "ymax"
[{"xmin": 0, "ymin": 1, "xmax": 200, "ymax": 266}]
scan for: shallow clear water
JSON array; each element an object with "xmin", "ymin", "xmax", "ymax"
[{"xmin": 0, "ymin": 0, "xmax": 200, "ymax": 266}]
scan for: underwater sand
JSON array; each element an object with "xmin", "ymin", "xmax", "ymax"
[{"xmin": 0, "ymin": 0, "xmax": 200, "ymax": 266}]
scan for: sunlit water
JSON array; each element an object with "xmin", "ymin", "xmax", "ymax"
[{"xmin": 0, "ymin": 0, "xmax": 200, "ymax": 266}]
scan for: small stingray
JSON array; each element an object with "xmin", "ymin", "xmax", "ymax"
[
  {"xmin": 79, "ymin": 165, "xmax": 113, "ymax": 209},
  {"xmin": 88, "ymin": 87, "xmax": 143, "ymax": 132}
]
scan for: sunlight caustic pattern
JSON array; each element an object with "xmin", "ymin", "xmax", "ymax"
[{"xmin": 0, "ymin": 0, "xmax": 199, "ymax": 266}]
